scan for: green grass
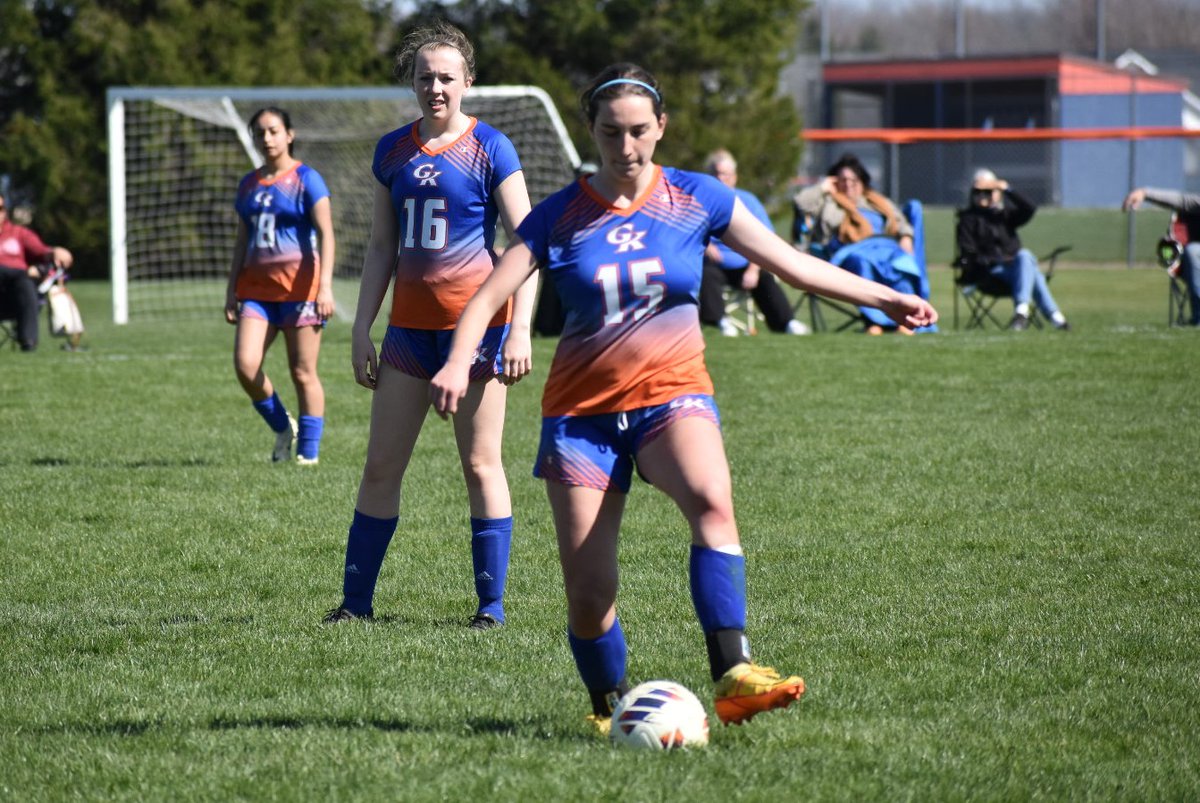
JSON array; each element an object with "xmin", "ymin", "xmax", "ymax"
[{"xmin": 2, "ymin": 272, "xmax": 1198, "ymax": 801}]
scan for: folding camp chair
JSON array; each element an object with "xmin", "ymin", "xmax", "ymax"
[
  {"xmin": 952, "ymin": 245, "xmax": 1071, "ymax": 331},
  {"xmin": 794, "ymin": 199, "xmax": 934, "ymax": 333},
  {"xmin": 0, "ymin": 314, "xmax": 17, "ymax": 350},
  {"xmin": 791, "ymin": 214, "xmax": 869, "ymax": 332},
  {"xmin": 1157, "ymin": 212, "xmax": 1191, "ymax": 327},
  {"xmin": 721, "ymin": 288, "xmax": 763, "ymax": 335}
]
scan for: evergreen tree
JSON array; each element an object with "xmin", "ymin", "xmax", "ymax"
[
  {"xmin": 0, "ymin": 0, "xmax": 394, "ymax": 278},
  {"xmin": 402, "ymin": 0, "xmax": 808, "ymax": 204}
]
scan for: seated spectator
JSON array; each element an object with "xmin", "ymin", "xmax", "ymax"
[
  {"xmin": 956, "ymin": 169, "xmax": 1070, "ymax": 331},
  {"xmin": 1123, "ymin": 186, "xmax": 1200, "ymax": 327},
  {"xmin": 793, "ymin": 152, "xmax": 924, "ymax": 334},
  {"xmin": 0, "ymin": 197, "xmax": 74, "ymax": 351},
  {"xmin": 699, "ymin": 149, "xmax": 809, "ymax": 336}
]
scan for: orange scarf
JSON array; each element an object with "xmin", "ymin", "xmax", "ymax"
[{"xmin": 832, "ymin": 188, "xmax": 901, "ymax": 244}]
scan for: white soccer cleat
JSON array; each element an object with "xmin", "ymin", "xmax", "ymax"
[{"xmin": 272, "ymin": 415, "xmax": 298, "ymax": 462}]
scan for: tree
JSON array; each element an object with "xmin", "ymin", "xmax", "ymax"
[
  {"xmin": 0, "ymin": 0, "xmax": 395, "ymax": 278},
  {"xmin": 404, "ymin": 0, "xmax": 809, "ymax": 203}
]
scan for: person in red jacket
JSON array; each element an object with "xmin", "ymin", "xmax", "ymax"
[{"xmin": 0, "ymin": 198, "xmax": 73, "ymax": 351}]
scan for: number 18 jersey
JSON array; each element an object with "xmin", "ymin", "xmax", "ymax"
[
  {"xmin": 373, "ymin": 117, "xmax": 523, "ymax": 330},
  {"xmin": 517, "ymin": 166, "xmax": 737, "ymax": 417},
  {"xmin": 234, "ymin": 163, "xmax": 330, "ymax": 302}
]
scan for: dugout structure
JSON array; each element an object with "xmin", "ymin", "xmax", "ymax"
[
  {"xmin": 106, "ymin": 87, "xmax": 581, "ymax": 323},
  {"xmin": 802, "ymin": 54, "xmax": 1197, "ymax": 208}
]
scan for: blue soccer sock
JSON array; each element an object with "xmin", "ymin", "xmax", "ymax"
[
  {"xmin": 569, "ymin": 620, "xmax": 628, "ymax": 715},
  {"xmin": 340, "ymin": 510, "xmax": 399, "ymax": 616},
  {"xmin": 297, "ymin": 415, "xmax": 324, "ymax": 460},
  {"xmin": 690, "ymin": 544, "xmax": 752, "ymax": 680},
  {"xmin": 470, "ymin": 516, "xmax": 512, "ymax": 622},
  {"xmin": 251, "ymin": 392, "xmax": 291, "ymax": 433}
]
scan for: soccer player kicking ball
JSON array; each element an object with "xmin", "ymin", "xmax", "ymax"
[{"xmin": 430, "ymin": 63, "xmax": 937, "ymax": 732}]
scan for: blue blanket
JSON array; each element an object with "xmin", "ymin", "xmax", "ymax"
[{"xmin": 828, "ymin": 199, "xmax": 937, "ymax": 332}]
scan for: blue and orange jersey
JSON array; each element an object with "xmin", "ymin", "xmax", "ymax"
[
  {"xmin": 517, "ymin": 166, "xmax": 737, "ymax": 417},
  {"xmin": 234, "ymin": 162, "xmax": 330, "ymax": 302},
  {"xmin": 372, "ymin": 117, "xmax": 523, "ymax": 330}
]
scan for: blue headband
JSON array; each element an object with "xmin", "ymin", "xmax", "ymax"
[{"xmin": 591, "ymin": 78, "xmax": 660, "ymax": 102}]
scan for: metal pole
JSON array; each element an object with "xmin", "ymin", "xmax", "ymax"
[
  {"xmin": 1097, "ymin": 0, "xmax": 1106, "ymax": 62},
  {"xmin": 890, "ymin": 141, "xmax": 900, "ymax": 200},
  {"xmin": 955, "ymin": 0, "xmax": 965, "ymax": 58},
  {"xmin": 1126, "ymin": 70, "xmax": 1137, "ymax": 268},
  {"xmin": 820, "ymin": 0, "xmax": 830, "ymax": 62}
]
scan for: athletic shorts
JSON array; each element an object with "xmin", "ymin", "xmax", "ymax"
[
  {"xmin": 534, "ymin": 394, "xmax": 721, "ymax": 493},
  {"xmin": 380, "ymin": 324, "xmax": 508, "ymax": 381},
  {"xmin": 239, "ymin": 299, "xmax": 324, "ymax": 328}
]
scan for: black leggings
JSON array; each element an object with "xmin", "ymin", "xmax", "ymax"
[
  {"xmin": 698, "ymin": 259, "xmax": 795, "ymax": 332},
  {"xmin": 0, "ymin": 270, "xmax": 40, "ymax": 349}
]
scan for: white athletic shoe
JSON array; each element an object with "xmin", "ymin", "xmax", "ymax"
[
  {"xmin": 786, "ymin": 319, "xmax": 812, "ymax": 335},
  {"xmin": 272, "ymin": 415, "xmax": 298, "ymax": 462},
  {"xmin": 719, "ymin": 318, "xmax": 740, "ymax": 337},
  {"xmin": 295, "ymin": 454, "xmax": 319, "ymax": 466}
]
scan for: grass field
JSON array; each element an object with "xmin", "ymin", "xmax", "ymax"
[{"xmin": 2, "ymin": 271, "xmax": 1198, "ymax": 801}]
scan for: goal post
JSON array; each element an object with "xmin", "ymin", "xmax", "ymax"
[{"xmin": 106, "ymin": 86, "xmax": 582, "ymax": 324}]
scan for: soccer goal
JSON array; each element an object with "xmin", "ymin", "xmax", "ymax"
[{"xmin": 106, "ymin": 86, "xmax": 581, "ymax": 323}]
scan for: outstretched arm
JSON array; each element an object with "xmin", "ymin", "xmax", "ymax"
[
  {"xmin": 1124, "ymin": 187, "xmax": 1200, "ymax": 215},
  {"xmin": 721, "ymin": 199, "xmax": 937, "ymax": 330},
  {"xmin": 429, "ymin": 241, "xmax": 539, "ymax": 418}
]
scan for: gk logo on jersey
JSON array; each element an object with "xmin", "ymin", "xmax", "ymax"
[
  {"xmin": 253, "ymin": 191, "xmax": 274, "ymax": 207},
  {"xmin": 606, "ymin": 222, "xmax": 647, "ymax": 254},
  {"xmin": 413, "ymin": 163, "xmax": 442, "ymax": 187}
]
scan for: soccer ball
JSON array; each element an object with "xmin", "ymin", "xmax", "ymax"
[{"xmin": 611, "ymin": 680, "xmax": 710, "ymax": 750}]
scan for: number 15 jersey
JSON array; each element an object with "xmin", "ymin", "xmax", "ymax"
[
  {"xmin": 373, "ymin": 117, "xmax": 523, "ymax": 330},
  {"xmin": 517, "ymin": 166, "xmax": 737, "ymax": 417}
]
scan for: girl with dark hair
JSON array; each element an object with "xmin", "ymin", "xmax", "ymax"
[
  {"xmin": 226, "ymin": 107, "xmax": 336, "ymax": 464},
  {"xmin": 430, "ymin": 62, "xmax": 937, "ymax": 733}
]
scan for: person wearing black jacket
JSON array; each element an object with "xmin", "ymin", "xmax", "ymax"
[{"xmin": 956, "ymin": 169, "xmax": 1070, "ymax": 331}]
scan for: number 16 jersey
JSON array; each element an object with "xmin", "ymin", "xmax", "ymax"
[
  {"xmin": 373, "ymin": 117, "xmax": 523, "ymax": 330},
  {"xmin": 517, "ymin": 166, "xmax": 737, "ymax": 417}
]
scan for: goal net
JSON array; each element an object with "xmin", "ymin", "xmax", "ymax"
[{"xmin": 106, "ymin": 86, "xmax": 581, "ymax": 323}]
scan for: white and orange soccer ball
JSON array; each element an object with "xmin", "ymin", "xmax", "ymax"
[{"xmin": 611, "ymin": 680, "xmax": 710, "ymax": 750}]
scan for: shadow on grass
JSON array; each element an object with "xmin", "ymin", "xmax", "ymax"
[
  {"xmin": 31, "ymin": 715, "xmax": 571, "ymax": 740},
  {"xmin": 209, "ymin": 715, "xmax": 416, "ymax": 732},
  {"xmin": 29, "ymin": 456, "xmax": 218, "ymax": 468}
]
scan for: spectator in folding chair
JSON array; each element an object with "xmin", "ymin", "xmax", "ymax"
[
  {"xmin": 956, "ymin": 169, "xmax": 1070, "ymax": 332},
  {"xmin": 793, "ymin": 152, "xmax": 933, "ymax": 334},
  {"xmin": 0, "ymin": 196, "xmax": 74, "ymax": 352},
  {"xmin": 1122, "ymin": 186, "xmax": 1200, "ymax": 327},
  {"xmin": 698, "ymin": 149, "xmax": 809, "ymax": 337}
]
